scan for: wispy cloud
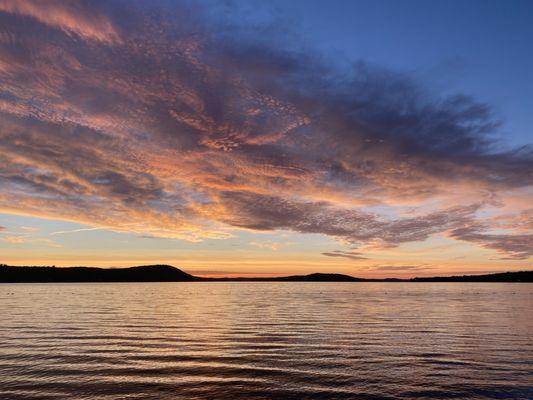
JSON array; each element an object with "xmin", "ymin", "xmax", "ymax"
[
  {"xmin": 249, "ymin": 241, "xmax": 293, "ymax": 251},
  {"xmin": 20, "ymin": 226, "xmax": 38, "ymax": 232},
  {"xmin": 450, "ymin": 226, "xmax": 533, "ymax": 260},
  {"xmin": 0, "ymin": 234, "xmax": 61, "ymax": 248},
  {"xmin": 322, "ymin": 250, "xmax": 368, "ymax": 260},
  {"xmin": 362, "ymin": 265, "xmax": 434, "ymax": 272},
  {"xmin": 50, "ymin": 227, "xmax": 105, "ymax": 236}
]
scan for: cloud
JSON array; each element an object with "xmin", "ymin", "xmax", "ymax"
[
  {"xmin": 249, "ymin": 241, "xmax": 293, "ymax": 251},
  {"xmin": 491, "ymin": 209, "xmax": 533, "ymax": 232},
  {"xmin": 0, "ymin": 233, "xmax": 61, "ymax": 248},
  {"xmin": 20, "ymin": 226, "xmax": 38, "ymax": 232},
  {"xmin": 450, "ymin": 226, "xmax": 533, "ymax": 260},
  {"xmin": 363, "ymin": 265, "xmax": 433, "ymax": 272},
  {"xmin": 0, "ymin": 1, "xmax": 531, "ymax": 259},
  {"xmin": 50, "ymin": 227, "xmax": 106, "ymax": 236},
  {"xmin": 219, "ymin": 192, "xmax": 480, "ymax": 247},
  {"xmin": 1, "ymin": 234, "xmax": 27, "ymax": 244},
  {"xmin": 322, "ymin": 250, "xmax": 367, "ymax": 260},
  {"xmin": 0, "ymin": 0, "xmax": 120, "ymax": 43}
]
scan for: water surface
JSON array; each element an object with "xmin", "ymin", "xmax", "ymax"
[{"xmin": 1, "ymin": 282, "xmax": 532, "ymax": 399}]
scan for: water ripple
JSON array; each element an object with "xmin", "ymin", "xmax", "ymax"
[{"xmin": 1, "ymin": 282, "xmax": 532, "ymax": 399}]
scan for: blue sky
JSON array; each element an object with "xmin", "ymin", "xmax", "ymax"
[{"xmin": 210, "ymin": 0, "xmax": 532, "ymax": 147}]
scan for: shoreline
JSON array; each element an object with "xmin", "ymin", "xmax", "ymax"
[{"xmin": 1, "ymin": 265, "xmax": 532, "ymax": 283}]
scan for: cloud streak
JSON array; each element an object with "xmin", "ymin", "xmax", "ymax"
[
  {"xmin": 322, "ymin": 250, "xmax": 368, "ymax": 260},
  {"xmin": 0, "ymin": 0, "xmax": 531, "ymax": 260},
  {"xmin": 362, "ymin": 265, "xmax": 434, "ymax": 272},
  {"xmin": 0, "ymin": 0, "xmax": 120, "ymax": 43},
  {"xmin": 50, "ymin": 227, "xmax": 105, "ymax": 236},
  {"xmin": 450, "ymin": 226, "xmax": 533, "ymax": 260}
]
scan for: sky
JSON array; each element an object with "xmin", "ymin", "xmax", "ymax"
[{"xmin": 0, "ymin": 0, "xmax": 531, "ymax": 278}]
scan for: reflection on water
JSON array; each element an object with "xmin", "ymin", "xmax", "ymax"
[{"xmin": 1, "ymin": 282, "xmax": 532, "ymax": 399}]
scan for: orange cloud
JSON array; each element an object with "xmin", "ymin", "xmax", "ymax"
[{"xmin": 0, "ymin": 0, "xmax": 120, "ymax": 43}]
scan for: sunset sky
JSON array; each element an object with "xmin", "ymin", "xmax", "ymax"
[{"xmin": 0, "ymin": 0, "xmax": 531, "ymax": 278}]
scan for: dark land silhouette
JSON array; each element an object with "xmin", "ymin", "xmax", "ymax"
[
  {"xmin": 0, "ymin": 264, "xmax": 197, "ymax": 283},
  {"xmin": 0, "ymin": 264, "xmax": 532, "ymax": 283}
]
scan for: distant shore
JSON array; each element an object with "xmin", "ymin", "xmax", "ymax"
[{"xmin": 1, "ymin": 264, "xmax": 532, "ymax": 283}]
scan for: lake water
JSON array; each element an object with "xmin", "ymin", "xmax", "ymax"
[{"xmin": 0, "ymin": 282, "xmax": 532, "ymax": 399}]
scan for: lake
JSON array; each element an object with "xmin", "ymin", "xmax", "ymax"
[{"xmin": 1, "ymin": 282, "xmax": 532, "ymax": 399}]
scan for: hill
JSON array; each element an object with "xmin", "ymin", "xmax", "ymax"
[
  {"xmin": 410, "ymin": 271, "xmax": 533, "ymax": 283},
  {"xmin": 0, "ymin": 264, "xmax": 532, "ymax": 283},
  {"xmin": 0, "ymin": 264, "xmax": 197, "ymax": 283}
]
